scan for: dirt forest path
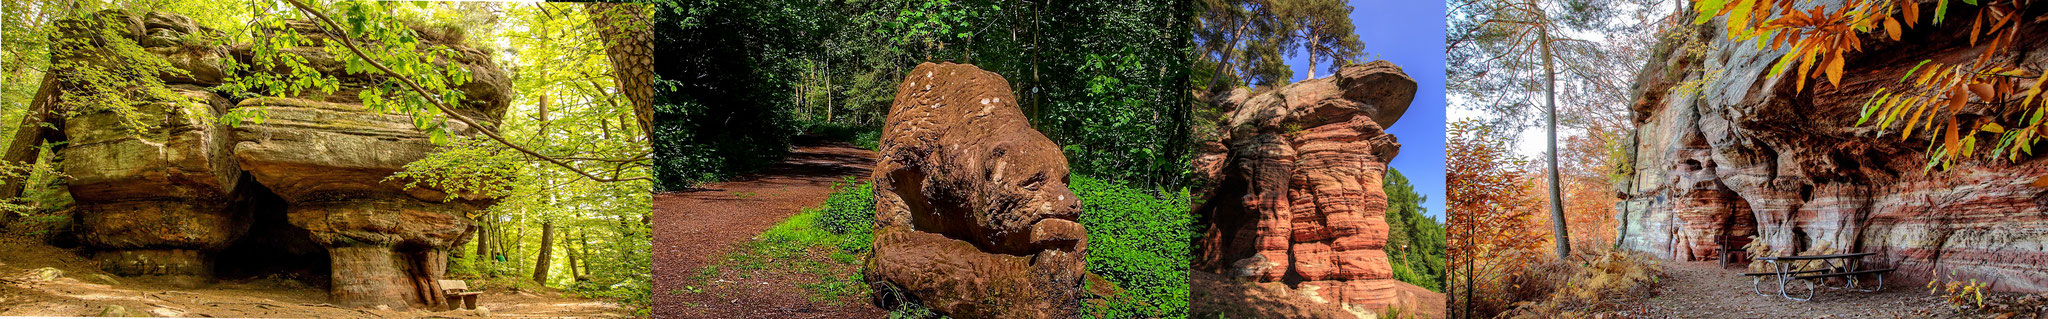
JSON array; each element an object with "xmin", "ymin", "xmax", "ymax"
[
  {"xmin": 651, "ymin": 138, "xmax": 884, "ymax": 319},
  {"xmin": 1640, "ymin": 260, "xmax": 1968, "ymax": 318},
  {"xmin": 0, "ymin": 237, "xmax": 628, "ymax": 318}
]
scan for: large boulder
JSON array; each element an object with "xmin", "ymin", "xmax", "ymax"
[
  {"xmin": 42, "ymin": 9, "xmax": 509, "ymax": 308},
  {"xmin": 1192, "ymin": 61, "xmax": 1413, "ymax": 310},
  {"xmin": 865, "ymin": 63, "xmax": 1087, "ymax": 319},
  {"xmin": 1617, "ymin": 0, "xmax": 2048, "ymax": 292}
]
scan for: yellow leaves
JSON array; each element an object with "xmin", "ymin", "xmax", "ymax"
[
  {"xmin": 1826, "ymin": 51, "xmax": 1847, "ymax": 87},
  {"xmin": 1883, "ymin": 16, "xmax": 1902, "ymax": 40},
  {"xmin": 1980, "ymin": 122, "xmax": 2005, "ymax": 133}
]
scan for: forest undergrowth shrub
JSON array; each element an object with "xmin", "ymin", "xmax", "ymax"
[
  {"xmin": 1071, "ymin": 176, "xmax": 1192, "ymax": 319},
  {"xmin": 1499, "ymin": 249, "xmax": 1665, "ymax": 318}
]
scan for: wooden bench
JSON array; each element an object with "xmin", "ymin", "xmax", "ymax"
[{"xmin": 438, "ymin": 279, "xmax": 482, "ymax": 310}]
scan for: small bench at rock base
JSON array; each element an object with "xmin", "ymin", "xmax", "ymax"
[{"xmin": 438, "ymin": 279, "xmax": 482, "ymax": 310}]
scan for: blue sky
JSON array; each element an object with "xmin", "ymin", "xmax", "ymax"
[{"xmin": 1282, "ymin": 0, "xmax": 1447, "ymax": 221}]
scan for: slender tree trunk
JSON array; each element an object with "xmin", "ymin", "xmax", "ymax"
[
  {"xmin": 1541, "ymin": 30, "xmax": 1571, "ymax": 258},
  {"xmin": 533, "ymin": 220, "xmax": 555, "ymax": 285},
  {"xmin": 566, "ymin": 231, "xmax": 581, "ymax": 281},
  {"xmin": 1306, "ymin": 35, "xmax": 1319, "ymax": 79},
  {"xmin": 578, "ymin": 230, "xmax": 593, "ymax": 277},
  {"xmin": 1206, "ymin": 19, "xmax": 1250, "ymax": 91}
]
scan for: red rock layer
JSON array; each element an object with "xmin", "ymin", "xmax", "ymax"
[
  {"xmin": 1194, "ymin": 61, "xmax": 1414, "ymax": 309},
  {"xmin": 1616, "ymin": 1, "xmax": 2048, "ymax": 292}
]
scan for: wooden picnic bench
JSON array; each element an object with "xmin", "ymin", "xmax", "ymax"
[
  {"xmin": 1740, "ymin": 252, "xmax": 1895, "ymax": 301},
  {"xmin": 438, "ymin": 279, "xmax": 482, "ymax": 310}
]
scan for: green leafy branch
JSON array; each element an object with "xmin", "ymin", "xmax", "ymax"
[{"xmin": 278, "ymin": 0, "xmax": 646, "ymax": 183}]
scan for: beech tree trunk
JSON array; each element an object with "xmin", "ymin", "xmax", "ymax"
[
  {"xmin": 532, "ymin": 220, "xmax": 554, "ymax": 285},
  {"xmin": 1541, "ymin": 30, "xmax": 1571, "ymax": 258}
]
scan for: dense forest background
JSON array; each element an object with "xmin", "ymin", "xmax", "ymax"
[
  {"xmin": 1, "ymin": 0, "xmax": 652, "ymax": 313},
  {"xmin": 650, "ymin": 0, "xmax": 1192, "ymax": 191}
]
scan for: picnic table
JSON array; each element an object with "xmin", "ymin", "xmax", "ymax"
[{"xmin": 1740, "ymin": 252, "xmax": 1896, "ymax": 301}]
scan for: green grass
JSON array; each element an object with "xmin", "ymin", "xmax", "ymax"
[{"xmin": 707, "ymin": 176, "xmax": 1190, "ymax": 318}]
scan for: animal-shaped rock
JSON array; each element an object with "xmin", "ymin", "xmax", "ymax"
[
  {"xmin": 865, "ymin": 63, "xmax": 1087, "ymax": 319},
  {"xmin": 1193, "ymin": 61, "xmax": 1414, "ymax": 310}
]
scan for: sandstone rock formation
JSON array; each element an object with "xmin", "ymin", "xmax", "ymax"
[
  {"xmin": 865, "ymin": 63, "xmax": 1087, "ymax": 319},
  {"xmin": 31, "ymin": 10, "xmax": 509, "ymax": 308},
  {"xmin": 1192, "ymin": 61, "xmax": 1413, "ymax": 311},
  {"xmin": 1617, "ymin": 1, "xmax": 2048, "ymax": 292}
]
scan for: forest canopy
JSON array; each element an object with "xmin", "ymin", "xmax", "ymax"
[{"xmin": 650, "ymin": 0, "xmax": 1193, "ymax": 190}]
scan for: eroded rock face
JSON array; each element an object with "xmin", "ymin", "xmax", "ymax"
[
  {"xmin": 1192, "ymin": 61, "xmax": 1413, "ymax": 310},
  {"xmin": 866, "ymin": 63, "xmax": 1087, "ymax": 319},
  {"xmin": 1617, "ymin": 0, "xmax": 2048, "ymax": 292},
  {"xmin": 45, "ymin": 10, "xmax": 509, "ymax": 308}
]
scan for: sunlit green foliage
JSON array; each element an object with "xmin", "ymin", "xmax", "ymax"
[
  {"xmin": 48, "ymin": 11, "xmax": 193, "ymax": 134},
  {"xmin": 1384, "ymin": 168, "xmax": 1446, "ymax": 293},
  {"xmin": 222, "ymin": 0, "xmax": 475, "ymax": 144},
  {"xmin": 1072, "ymin": 177, "xmax": 1192, "ymax": 319}
]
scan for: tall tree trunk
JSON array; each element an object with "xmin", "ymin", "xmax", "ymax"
[
  {"xmin": 1206, "ymin": 18, "xmax": 1251, "ymax": 91},
  {"xmin": 578, "ymin": 230, "xmax": 593, "ymax": 278},
  {"xmin": 533, "ymin": 220, "xmax": 554, "ymax": 285},
  {"xmin": 586, "ymin": 2, "xmax": 655, "ymax": 138},
  {"xmin": 474, "ymin": 220, "xmax": 491, "ymax": 276},
  {"xmin": 566, "ymin": 238, "xmax": 581, "ymax": 281},
  {"xmin": 1541, "ymin": 30, "xmax": 1571, "ymax": 258},
  {"xmin": 1306, "ymin": 35, "xmax": 1319, "ymax": 79}
]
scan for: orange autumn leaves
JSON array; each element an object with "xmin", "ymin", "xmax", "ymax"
[
  {"xmin": 1694, "ymin": 0, "xmax": 2045, "ymax": 171},
  {"xmin": 1448, "ymin": 119, "xmax": 1625, "ymax": 315}
]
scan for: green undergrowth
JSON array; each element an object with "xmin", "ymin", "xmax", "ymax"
[{"xmin": 694, "ymin": 175, "xmax": 1192, "ymax": 318}]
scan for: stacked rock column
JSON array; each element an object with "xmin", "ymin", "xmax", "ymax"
[
  {"xmin": 231, "ymin": 98, "xmax": 493, "ymax": 309},
  {"xmin": 51, "ymin": 10, "xmax": 248, "ymax": 285}
]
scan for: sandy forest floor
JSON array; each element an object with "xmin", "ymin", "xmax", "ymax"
[
  {"xmin": 1637, "ymin": 260, "xmax": 2017, "ymax": 318},
  {"xmin": 0, "ymin": 237, "xmax": 630, "ymax": 318},
  {"xmin": 1191, "ymin": 270, "xmax": 1448, "ymax": 319},
  {"xmin": 651, "ymin": 139, "xmax": 886, "ymax": 319}
]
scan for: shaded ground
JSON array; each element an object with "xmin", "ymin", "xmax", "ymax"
[
  {"xmin": 651, "ymin": 138, "xmax": 885, "ymax": 319},
  {"xmin": 1639, "ymin": 260, "xmax": 1989, "ymax": 318},
  {"xmin": 0, "ymin": 237, "xmax": 627, "ymax": 318},
  {"xmin": 1192, "ymin": 270, "xmax": 1447, "ymax": 319}
]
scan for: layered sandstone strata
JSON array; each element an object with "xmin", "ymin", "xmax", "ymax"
[
  {"xmin": 1617, "ymin": 0, "xmax": 2048, "ymax": 292},
  {"xmin": 40, "ymin": 10, "xmax": 511, "ymax": 308},
  {"xmin": 866, "ymin": 63, "xmax": 1088, "ymax": 319},
  {"xmin": 1192, "ymin": 61, "xmax": 1414, "ymax": 309}
]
